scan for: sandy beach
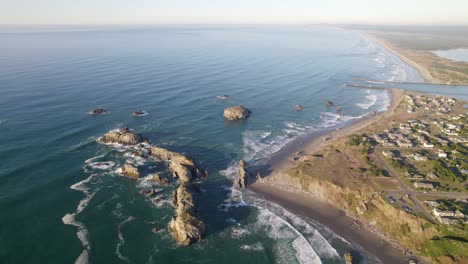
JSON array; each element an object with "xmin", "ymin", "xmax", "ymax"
[
  {"xmin": 259, "ymin": 88, "xmax": 404, "ymax": 174},
  {"xmin": 249, "ymin": 183, "xmax": 411, "ymax": 264},
  {"xmin": 248, "ymin": 88, "xmax": 412, "ymax": 263},
  {"xmin": 362, "ymin": 32, "xmax": 442, "ymax": 84}
]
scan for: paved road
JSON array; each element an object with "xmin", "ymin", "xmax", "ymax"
[{"xmin": 371, "ymin": 152, "xmax": 435, "ymax": 221}]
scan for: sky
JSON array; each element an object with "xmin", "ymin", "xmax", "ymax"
[{"xmin": 1, "ymin": 0, "xmax": 468, "ymax": 25}]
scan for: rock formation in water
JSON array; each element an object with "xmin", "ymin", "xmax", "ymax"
[
  {"xmin": 326, "ymin": 101, "xmax": 334, "ymax": 107},
  {"xmin": 168, "ymin": 184, "xmax": 206, "ymax": 246},
  {"xmin": 336, "ymin": 106, "xmax": 343, "ymax": 112},
  {"xmin": 100, "ymin": 127, "xmax": 144, "ymax": 145},
  {"xmin": 223, "ymin": 105, "xmax": 251, "ymax": 120},
  {"xmin": 90, "ymin": 108, "xmax": 107, "ymax": 115},
  {"xmin": 121, "ymin": 163, "xmax": 140, "ymax": 179},
  {"xmin": 150, "ymin": 146, "xmax": 207, "ymax": 245},
  {"xmin": 98, "ymin": 128, "xmax": 207, "ymax": 246},
  {"xmin": 295, "ymin": 104, "xmax": 304, "ymax": 111},
  {"xmin": 235, "ymin": 160, "xmax": 251, "ymax": 190},
  {"xmin": 150, "ymin": 146, "xmax": 208, "ymax": 182}
]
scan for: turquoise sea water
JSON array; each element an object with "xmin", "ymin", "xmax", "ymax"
[{"xmin": 0, "ymin": 26, "xmax": 464, "ymax": 264}]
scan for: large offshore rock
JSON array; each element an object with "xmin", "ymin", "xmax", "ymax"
[{"xmin": 223, "ymin": 105, "xmax": 251, "ymax": 120}]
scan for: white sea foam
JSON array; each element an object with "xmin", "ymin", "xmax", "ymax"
[
  {"xmin": 63, "ymin": 170, "xmax": 100, "ymax": 264},
  {"xmin": 116, "ymin": 216, "xmax": 135, "ymax": 263},
  {"xmin": 253, "ymin": 206, "xmax": 322, "ymax": 264},
  {"xmin": 356, "ymin": 94, "xmax": 377, "ymax": 109},
  {"xmin": 248, "ymin": 195, "xmax": 340, "ymax": 262},
  {"xmin": 240, "ymin": 242, "xmax": 264, "ymax": 251},
  {"xmin": 231, "ymin": 227, "xmax": 251, "ymax": 239},
  {"xmin": 88, "ymin": 161, "xmax": 116, "ymax": 171}
]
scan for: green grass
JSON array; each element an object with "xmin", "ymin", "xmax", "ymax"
[{"xmin": 423, "ymin": 237, "xmax": 468, "ymax": 259}]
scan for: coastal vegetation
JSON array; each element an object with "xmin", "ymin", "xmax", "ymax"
[{"xmin": 259, "ymin": 90, "xmax": 468, "ymax": 263}]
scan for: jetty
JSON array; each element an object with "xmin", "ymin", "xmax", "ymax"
[{"xmin": 353, "ymin": 78, "xmax": 468, "ymax": 87}]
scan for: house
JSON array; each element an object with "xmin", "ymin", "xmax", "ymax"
[
  {"xmin": 397, "ymin": 139, "xmax": 413, "ymax": 148},
  {"xmin": 423, "ymin": 142, "xmax": 434, "ymax": 148},
  {"xmin": 413, "ymin": 182, "xmax": 434, "ymax": 189},
  {"xmin": 382, "ymin": 150, "xmax": 394, "ymax": 158},
  {"xmin": 437, "ymin": 152, "xmax": 448, "ymax": 158},
  {"xmin": 427, "ymin": 172, "xmax": 439, "ymax": 180},
  {"xmin": 433, "ymin": 208, "xmax": 455, "ymax": 217},
  {"xmin": 424, "ymin": 201, "xmax": 440, "ymax": 207},
  {"xmin": 412, "ymin": 153, "xmax": 428, "ymax": 161}
]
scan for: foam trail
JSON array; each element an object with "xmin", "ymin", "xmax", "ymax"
[
  {"xmin": 116, "ymin": 216, "xmax": 135, "ymax": 263},
  {"xmin": 356, "ymin": 94, "xmax": 377, "ymax": 109},
  {"xmin": 62, "ymin": 174, "xmax": 98, "ymax": 264}
]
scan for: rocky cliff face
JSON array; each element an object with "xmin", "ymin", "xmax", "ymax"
[
  {"xmin": 223, "ymin": 105, "xmax": 251, "ymax": 120},
  {"xmin": 100, "ymin": 128, "xmax": 144, "ymax": 145}
]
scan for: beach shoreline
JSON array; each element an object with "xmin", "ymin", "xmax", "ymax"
[
  {"xmin": 248, "ymin": 88, "xmax": 412, "ymax": 263},
  {"xmin": 361, "ymin": 31, "xmax": 442, "ymax": 84}
]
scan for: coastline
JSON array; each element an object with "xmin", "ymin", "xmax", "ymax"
[
  {"xmin": 259, "ymin": 88, "xmax": 404, "ymax": 174},
  {"xmin": 248, "ymin": 183, "xmax": 410, "ymax": 264},
  {"xmin": 248, "ymin": 88, "xmax": 411, "ymax": 263},
  {"xmin": 362, "ymin": 32, "xmax": 441, "ymax": 84}
]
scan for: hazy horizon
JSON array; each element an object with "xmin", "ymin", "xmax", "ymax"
[{"xmin": 1, "ymin": 0, "xmax": 468, "ymax": 25}]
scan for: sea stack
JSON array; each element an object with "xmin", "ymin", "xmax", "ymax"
[
  {"xmin": 223, "ymin": 105, "xmax": 251, "ymax": 120},
  {"xmin": 235, "ymin": 160, "xmax": 251, "ymax": 190}
]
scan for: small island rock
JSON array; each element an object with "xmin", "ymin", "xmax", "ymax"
[
  {"xmin": 223, "ymin": 105, "xmax": 251, "ymax": 120},
  {"xmin": 100, "ymin": 128, "xmax": 144, "ymax": 145}
]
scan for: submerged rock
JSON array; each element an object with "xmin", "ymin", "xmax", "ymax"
[
  {"xmin": 326, "ymin": 101, "xmax": 334, "ymax": 107},
  {"xmin": 336, "ymin": 106, "xmax": 343, "ymax": 112},
  {"xmin": 235, "ymin": 160, "xmax": 251, "ymax": 190},
  {"xmin": 121, "ymin": 163, "xmax": 140, "ymax": 179},
  {"xmin": 223, "ymin": 105, "xmax": 251, "ymax": 120},
  {"xmin": 132, "ymin": 110, "xmax": 147, "ymax": 117},
  {"xmin": 90, "ymin": 108, "xmax": 107, "ymax": 115},
  {"xmin": 217, "ymin": 95, "xmax": 230, "ymax": 100},
  {"xmin": 100, "ymin": 128, "xmax": 144, "ymax": 145},
  {"xmin": 295, "ymin": 104, "xmax": 304, "ymax": 111}
]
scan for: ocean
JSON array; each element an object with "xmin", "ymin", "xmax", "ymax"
[{"xmin": 0, "ymin": 26, "xmax": 464, "ymax": 264}]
